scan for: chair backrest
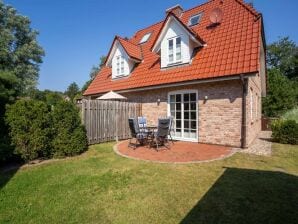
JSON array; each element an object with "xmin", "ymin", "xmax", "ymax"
[
  {"xmin": 138, "ymin": 116, "xmax": 147, "ymax": 129},
  {"xmin": 156, "ymin": 118, "xmax": 171, "ymax": 138},
  {"xmin": 168, "ymin": 116, "xmax": 174, "ymax": 134},
  {"xmin": 128, "ymin": 118, "xmax": 139, "ymax": 137}
]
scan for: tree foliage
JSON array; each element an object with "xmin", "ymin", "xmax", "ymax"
[
  {"xmin": 266, "ymin": 37, "xmax": 298, "ymax": 80},
  {"xmin": 263, "ymin": 37, "xmax": 298, "ymax": 117},
  {"xmin": 5, "ymin": 99, "xmax": 52, "ymax": 161},
  {"xmin": 28, "ymin": 88, "xmax": 64, "ymax": 106},
  {"xmin": 65, "ymin": 82, "xmax": 80, "ymax": 101},
  {"xmin": 0, "ymin": 70, "xmax": 19, "ymax": 163},
  {"xmin": 0, "ymin": 1, "xmax": 44, "ymax": 94},
  {"xmin": 263, "ymin": 69, "xmax": 297, "ymax": 117}
]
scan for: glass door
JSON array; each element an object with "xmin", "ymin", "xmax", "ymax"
[{"xmin": 169, "ymin": 91, "xmax": 198, "ymax": 141}]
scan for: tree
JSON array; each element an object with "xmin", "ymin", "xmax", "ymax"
[
  {"xmin": 0, "ymin": 70, "xmax": 19, "ymax": 163},
  {"xmin": 263, "ymin": 69, "xmax": 297, "ymax": 117},
  {"xmin": 65, "ymin": 82, "xmax": 80, "ymax": 101},
  {"xmin": 266, "ymin": 37, "xmax": 298, "ymax": 80},
  {"xmin": 5, "ymin": 99, "xmax": 52, "ymax": 162},
  {"xmin": 0, "ymin": 2, "xmax": 44, "ymax": 94}
]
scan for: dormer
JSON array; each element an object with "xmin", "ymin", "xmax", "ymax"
[
  {"xmin": 105, "ymin": 36, "xmax": 142, "ymax": 79},
  {"xmin": 152, "ymin": 13, "xmax": 205, "ymax": 69}
]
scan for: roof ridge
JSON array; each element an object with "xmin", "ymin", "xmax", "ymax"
[
  {"xmin": 132, "ymin": 1, "xmax": 214, "ymax": 36},
  {"xmin": 182, "ymin": 0, "xmax": 215, "ymax": 14},
  {"xmin": 132, "ymin": 20, "xmax": 164, "ymax": 37},
  {"xmin": 234, "ymin": 0, "xmax": 260, "ymax": 17}
]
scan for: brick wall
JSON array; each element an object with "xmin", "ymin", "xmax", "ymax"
[
  {"xmin": 123, "ymin": 79, "xmax": 244, "ymax": 147},
  {"xmin": 246, "ymin": 74, "xmax": 262, "ymax": 147}
]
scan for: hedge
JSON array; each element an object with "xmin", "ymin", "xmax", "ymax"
[
  {"xmin": 271, "ymin": 119, "xmax": 298, "ymax": 145},
  {"xmin": 5, "ymin": 99, "xmax": 88, "ymax": 162}
]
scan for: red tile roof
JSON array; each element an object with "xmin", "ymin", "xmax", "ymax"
[{"xmin": 84, "ymin": 0, "xmax": 263, "ymax": 96}]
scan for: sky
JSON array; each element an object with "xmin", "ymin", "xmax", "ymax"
[{"xmin": 3, "ymin": 0, "xmax": 298, "ymax": 92}]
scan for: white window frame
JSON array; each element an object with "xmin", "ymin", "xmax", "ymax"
[
  {"xmin": 116, "ymin": 56, "xmax": 125, "ymax": 77},
  {"xmin": 188, "ymin": 13, "xmax": 203, "ymax": 26},
  {"xmin": 167, "ymin": 89, "xmax": 198, "ymax": 142},
  {"xmin": 167, "ymin": 36, "xmax": 182, "ymax": 65},
  {"xmin": 139, "ymin": 32, "xmax": 152, "ymax": 44}
]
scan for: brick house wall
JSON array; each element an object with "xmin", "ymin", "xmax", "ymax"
[
  {"xmin": 123, "ymin": 79, "xmax": 244, "ymax": 147},
  {"xmin": 246, "ymin": 74, "xmax": 262, "ymax": 147}
]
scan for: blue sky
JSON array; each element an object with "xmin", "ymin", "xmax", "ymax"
[{"xmin": 3, "ymin": 0, "xmax": 298, "ymax": 92}]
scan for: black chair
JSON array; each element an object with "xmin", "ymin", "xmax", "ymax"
[
  {"xmin": 128, "ymin": 118, "xmax": 148, "ymax": 149},
  {"xmin": 149, "ymin": 118, "xmax": 171, "ymax": 150},
  {"xmin": 168, "ymin": 116, "xmax": 175, "ymax": 144}
]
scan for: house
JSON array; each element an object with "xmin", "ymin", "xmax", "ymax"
[{"xmin": 84, "ymin": 0, "xmax": 266, "ymax": 148}]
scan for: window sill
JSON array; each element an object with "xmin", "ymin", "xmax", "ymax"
[
  {"xmin": 167, "ymin": 61, "xmax": 183, "ymax": 66},
  {"xmin": 112, "ymin": 74, "xmax": 129, "ymax": 80}
]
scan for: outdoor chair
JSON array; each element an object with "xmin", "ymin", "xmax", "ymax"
[
  {"xmin": 138, "ymin": 116, "xmax": 148, "ymax": 133},
  {"xmin": 128, "ymin": 118, "xmax": 148, "ymax": 149},
  {"xmin": 149, "ymin": 118, "xmax": 171, "ymax": 150},
  {"xmin": 168, "ymin": 116, "xmax": 175, "ymax": 144}
]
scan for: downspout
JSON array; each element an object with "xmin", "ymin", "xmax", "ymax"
[{"xmin": 240, "ymin": 75, "xmax": 248, "ymax": 148}]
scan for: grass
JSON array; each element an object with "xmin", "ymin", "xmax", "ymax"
[
  {"xmin": 0, "ymin": 142, "xmax": 297, "ymax": 224},
  {"xmin": 282, "ymin": 107, "xmax": 298, "ymax": 122}
]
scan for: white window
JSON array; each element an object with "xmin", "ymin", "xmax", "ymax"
[
  {"xmin": 116, "ymin": 56, "xmax": 125, "ymax": 76},
  {"xmin": 116, "ymin": 56, "xmax": 120, "ymax": 75},
  {"xmin": 250, "ymin": 89, "xmax": 253, "ymax": 122},
  {"xmin": 188, "ymin": 13, "xmax": 203, "ymax": 26},
  {"xmin": 139, "ymin": 32, "xmax": 151, "ymax": 44},
  {"xmin": 168, "ymin": 36, "xmax": 182, "ymax": 64}
]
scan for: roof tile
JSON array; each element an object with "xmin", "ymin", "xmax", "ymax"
[{"xmin": 84, "ymin": 0, "xmax": 262, "ymax": 95}]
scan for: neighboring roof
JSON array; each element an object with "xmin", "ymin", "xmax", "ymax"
[
  {"xmin": 84, "ymin": 0, "xmax": 263, "ymax": 96},
  {"xmin": 105, "ymin": 36, "xmax": 142, "ymax": 65},
  {"xmin": 96, "ymin": 91, "xmax": 127, "ymax": 100}
]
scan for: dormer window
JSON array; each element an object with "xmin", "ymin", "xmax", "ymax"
[
  {"xmin": 188, "ymin": 13, "xmax": 203, "ymax": 26},
  {"xmin": 116, "ymin": 56, "xmax": 125, "ymax": 76},
  {"xmin": 168, "ymin": 36, "xmax": 182, "ymax": 64},
  {"xmin": 139, "ymin": 32, "xmax": 152, "ymax": 44}
]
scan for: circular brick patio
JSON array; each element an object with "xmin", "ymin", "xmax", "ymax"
[{"xmin": 114, "ymin": 140, "xmax": 236, "ymax": 163}]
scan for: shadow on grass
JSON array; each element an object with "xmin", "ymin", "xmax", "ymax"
[
  {"xmin": 0, "ymin": 163, "xmax": 21, "ymax": 189},
  {"xmin": 180, "ymin": 167, "xmax": 298, "ymax": 224}
]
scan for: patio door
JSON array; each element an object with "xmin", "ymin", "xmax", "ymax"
[{"xmin": 168, "ymin": 90, "xmax": 198, "ymax": 141}]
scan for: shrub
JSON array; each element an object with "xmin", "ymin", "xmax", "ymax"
[
  {"xmin": 51, "ymin": 101, "xmax": 87, "ymax": 158},
  {"xmin": 271, "ymin": 119, "xmax": 298, "ymax": 145},
  {"xmin": 5, "ymin": 99, "xmax": 52, "ymax": 162}
]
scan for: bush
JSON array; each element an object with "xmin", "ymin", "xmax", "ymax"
[
  {"xmin": 5, "ymin": 99, "xmax": 52, "ymax": 162},
  {"xmin": 51, "ymin": 101, "xmax": 88, "ymax": 158},
  {"xmin": 5, "ymin": 99, "xmax": 88, "ymax": 162},
  {"xmin": 271, "ymin": 119, "xmax": 298, "ymax": 145}
]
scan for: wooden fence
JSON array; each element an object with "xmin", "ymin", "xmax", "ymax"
[{"xmin": 80, "ymin": 99, "xmax": 141, "ymax": 144}]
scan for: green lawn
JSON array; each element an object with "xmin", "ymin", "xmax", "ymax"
[{"xmin": 0, "ymin": 143, "xmax": 297, "ymax": 224}]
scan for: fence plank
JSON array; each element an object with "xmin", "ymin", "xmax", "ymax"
[{"xmin": 80, "ymin": 99, "xmax": 141, "ymax": 144}]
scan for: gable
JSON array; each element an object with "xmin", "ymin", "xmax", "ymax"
[
  {"xmin": 106, "ymin": 40, "xmax": 129, "ymax": 67},
  {"xmin": 152, "ymin": 14, "xmax": 204, "ymax": 53}
]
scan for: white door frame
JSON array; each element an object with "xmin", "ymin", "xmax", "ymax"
[{"xmin": 167, "ymin": 89, "xmax": 198, "ymax": 142}]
